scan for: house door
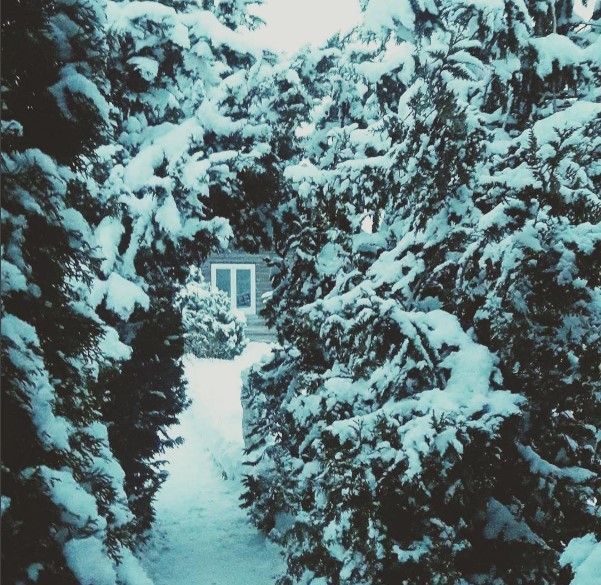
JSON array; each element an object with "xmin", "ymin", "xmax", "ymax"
[{"xmin": 211, "ymin": 263, "xmax": 256, "ymax": 315}]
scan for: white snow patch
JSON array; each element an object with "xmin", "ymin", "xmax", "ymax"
[
  {"xmin": 183, "ymin": 342, "xmax": 273, "ymax": 479},
  {"xmin": 116, "ymin": 547, "xmax": 154, "ymax": 585},
  {"xmin": 560, "ymin": 534, "xmax": 601, "ymax": 585},
  {"xmin": 1, "ymin": 315, "xmax": 72, "ymax": 450},
  {"xmin": 356, "ymin": 41, "xmax": 414, "ymax": 84},
  {"xmin": 99, "ymin": 326, "xmax": 132, "ymax": 361},
  {"xmin": 95, "ymin": 216, "xmax": 125, "ymax": 274},
  {"xmin": 141, "ymin": 343, "xmax": 284, "ymax": 585},
  {"xmin": 484, "ymin": 498, "xmax": 543, "ymax": 544},
  {"xmin": 91, "ymin": 273, "xmax": 150, "ymax": 320},
  {"xmin": 128, "ymin": 56, "xmax": 160, "ymax": 82},
  {"xmin": 50, "ymin": 65, "xmax": 110, "ymax": 122},
  {"xmin": 532, "ymin": 101, "xmax": 601, "ymax": 144},
  {"xmin": 64, "ymin": 537, "xmax": 117, "ymax": 585},
  {"xmin": 40, "ymin": 467, "xmax": 102, "ymax": 530},
  {"xmin": 362, "ymin": 0, "xmax": 417, "ymax": 37},
  {"xmin": 1, "ymin": 495, "xmax": 12, "ymax": 516},
  {"xmin": 1, "ymin": 260, "xmax": 28, "ymax": 294},
  {"xmin": 155, "ymin": 195, "xmax": 182, "ymax": 235},
  {"xmin": 530, "ymin": 34, "xmax": 584, "ymax": 78}
]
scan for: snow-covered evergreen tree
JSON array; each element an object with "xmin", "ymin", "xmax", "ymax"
[
  {"xmin": 243, "ymin": 2, "xmax": 600, "ymax": 584},
  {"xmin": 452, "ymin": 2, "xmax": 601, "ymax": 580},
  {"xmin": 1, "ymin": 1, "xmax": 150, "ymax": 583},
  {"xmin": 91, "ymin": 0, "xmax": 280, "ymax": 534}
]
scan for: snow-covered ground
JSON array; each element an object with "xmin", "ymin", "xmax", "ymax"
[{"xmin": 141, "ymin": 343, "xmax": 284, "ymax": 585}]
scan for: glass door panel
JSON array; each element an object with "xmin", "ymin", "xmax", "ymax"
[
  {"xmin": 236, "ymin": 269, "xmax": 252, "ymax": 309},
  {"xmin": 215, "ymin": 268, "xmax": 232, "ymax": 297}
]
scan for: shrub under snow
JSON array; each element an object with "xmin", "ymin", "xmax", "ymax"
[{"xmin": 177, "ymin": 270, "xmax": 247, "ymax": 360}]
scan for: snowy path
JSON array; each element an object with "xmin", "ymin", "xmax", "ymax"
[{"xmin": 141, "ymin": 344, "xmax": 284, "ymax": 585}]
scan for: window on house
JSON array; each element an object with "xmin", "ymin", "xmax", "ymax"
[{"xmin": 211, "ymin": 263, "xmax": 256, "ymax": 314}]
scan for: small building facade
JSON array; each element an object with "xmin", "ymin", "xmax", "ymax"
[{"xmin": 201, "ymin": 249, "xmax": 277, "ymax": 342}]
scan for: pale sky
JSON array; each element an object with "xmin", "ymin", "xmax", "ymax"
[
  {"xmin": 247, "ymin": 0, "xmax": 595, "ymax": 54},
  {"xmin": 248, "ymin": 0, "xmax": 361, "ymax": 53}
]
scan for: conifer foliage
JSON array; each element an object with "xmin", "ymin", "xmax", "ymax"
[
  {"xmin": 243, "ymin": 2, "xmax": 600, "ymax": 584},
  {"xmin": 1, "ymin": 0, "xmax": 149, "ymax": 583},
  {"xmin": 90, "ymin": 0, "xmax": 277, "ymax": 534},
  {"xmin": 1, "ymin": 0, "xmax": 278, "ymax": 579},
  {"xmin": 2, "ymin": 0, "xmax": 599, "ymax": 583}
]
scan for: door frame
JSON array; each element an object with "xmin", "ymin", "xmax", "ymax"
[{"xmin": 210, "ymin": 263, "xmax": 257, "ymax": 315}]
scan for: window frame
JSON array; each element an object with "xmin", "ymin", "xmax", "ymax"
[{"xmin": 210, "ymin": 263, "xmax": 257, "ymax": 315}]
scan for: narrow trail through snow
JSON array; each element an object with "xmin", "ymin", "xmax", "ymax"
[{"xmin": 141, "ymin": 344, "xmax": 284, "ymax": 585}]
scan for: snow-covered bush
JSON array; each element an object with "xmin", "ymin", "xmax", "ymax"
[
  {"xmin": 243, "ymin": 2, "xmax": 601, "ymax": 584},
  {"xmin": 93, "ymin": 0, "xmax": 281, "ymax": 535},
  {"xmin": 177, "ymin": 269, "xmax": 247, "ymax": 360},
  {"xmin": 1, "ymin": 0, "xmax": 151, "ymax": 582}
]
